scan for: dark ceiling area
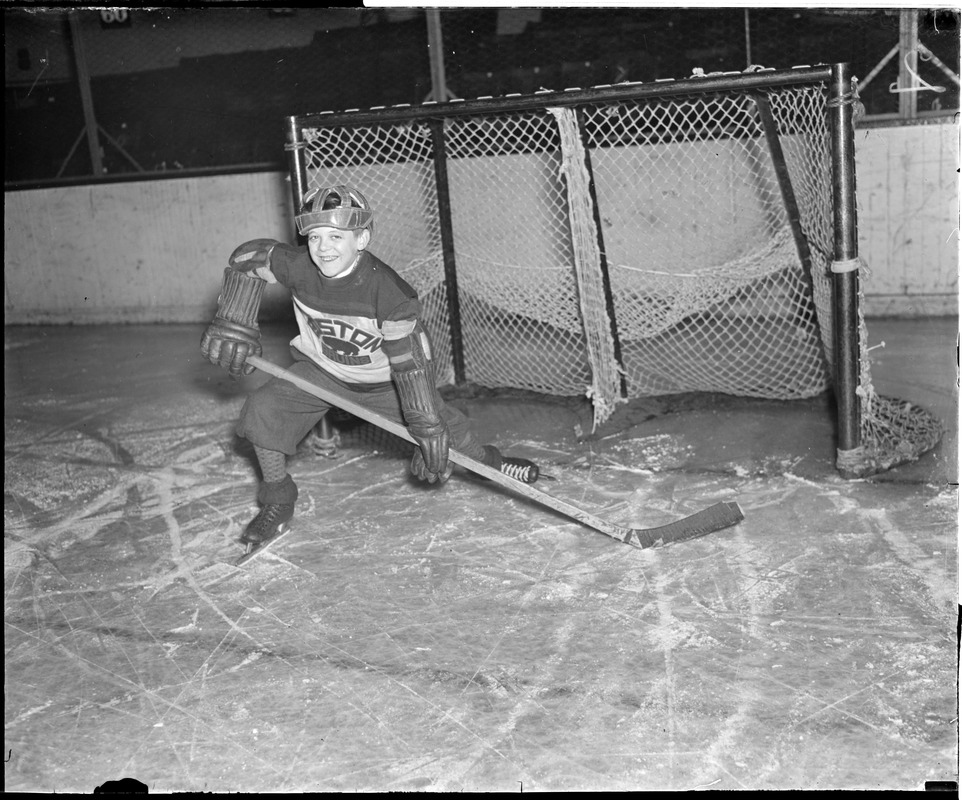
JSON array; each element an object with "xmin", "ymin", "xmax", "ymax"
[{"xmin": 5, "ymin": 7, "xmax": 958, "ymax": 184}]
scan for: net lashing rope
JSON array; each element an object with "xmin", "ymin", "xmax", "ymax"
[{"xmin": 547, "ymin": 106, "xmax": 625, "ymax": 430}]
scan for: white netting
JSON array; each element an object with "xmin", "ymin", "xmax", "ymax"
[
  {"xmin": 585, "ymin": 91, "xmax": 830, "ymax": 399},
  {"xmin": 294, "ymin": 73, "xmax": 942, "ymax": 475},
  {"xmin": 442, "ymin": 111, "xmax": 593, "ymax": 396}
]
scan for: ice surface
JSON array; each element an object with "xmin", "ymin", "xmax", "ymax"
[{"xmin": 4, "ymin": 322, "xmax": 958, "ymax": 792}]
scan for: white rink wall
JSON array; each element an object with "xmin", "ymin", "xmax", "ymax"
[
  {"xmin": 4, "ymin": 121, "xmax": 958, "ymax": 325},
  {"xmin": 856, "ymin": 122, "xmax": 958, "ymax": 316},
  {"xmin": 4, "ymin": 170, "xmax": 299, "ymax": 324}
]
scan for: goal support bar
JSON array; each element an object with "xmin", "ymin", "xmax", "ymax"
[{"xmin": 828, "ymin": 62, "xmax": 863, "ymax": 466}]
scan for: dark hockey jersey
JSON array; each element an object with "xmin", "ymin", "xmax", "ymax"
[{"xmin": 269, "ymin": 247, "xmax": 421, "ymax": 385}]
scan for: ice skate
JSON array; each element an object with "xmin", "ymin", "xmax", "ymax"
[
  {"xmin": 498, "ymin": 455, "xmax": 540, "ymax": 484},
  {"xmin": 479, "ymin": 446, "xmax": 539, "ymax": 484},
  {"xmin": 236, "ymin": 502, "xmax": 295, "ymax": 565}
]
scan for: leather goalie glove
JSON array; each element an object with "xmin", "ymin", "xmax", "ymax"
[
  {"xmin": 409, "ymin": 435, "xmax": 452, "ymax": 484},
  {"xmin": 383, "ymin": 322, "xmax": 452, "ymax": 484},
  {"xmin": 200, "ymin": 267, "xmax": 265, "ymax": 379}
]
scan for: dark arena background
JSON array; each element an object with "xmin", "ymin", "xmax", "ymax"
[
  {"xmin": 4, "ymin": 7, "xmax": 960, "ymax": 180},
  {"xmin": 4, "ymin": 6, "xmax": 959, "ymax": 794}
]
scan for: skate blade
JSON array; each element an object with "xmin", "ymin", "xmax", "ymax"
[{"xmin": 235, "ymin": 522, "xmax": 292, "ymax": 567}]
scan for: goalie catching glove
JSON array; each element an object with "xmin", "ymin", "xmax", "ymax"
[{"xmin": 382, "ymin": 321, "xmax": 452, "ymax": 484}]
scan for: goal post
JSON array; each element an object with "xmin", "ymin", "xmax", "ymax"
[{"xmin": 283, "ymin": 63, "xmax": 942, "ymax": 478}]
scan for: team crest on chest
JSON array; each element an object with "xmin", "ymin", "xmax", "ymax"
[{"xmin": 306, "ymin": 316, "xmax": 382, "ymax": 366}]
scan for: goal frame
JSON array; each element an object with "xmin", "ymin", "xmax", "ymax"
[{"xmin": 283, "ymin": 63, "xmax": 865, "ymax": 476}]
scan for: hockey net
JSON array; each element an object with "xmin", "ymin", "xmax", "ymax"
[{"xmin": 288, "ymin": 66, "xmax": 942, "ymax": 477}]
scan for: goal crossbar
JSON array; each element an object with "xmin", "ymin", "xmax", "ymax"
[{"xmin": 289, "ymin": 65, "xmax": 835, "ymax": 127}]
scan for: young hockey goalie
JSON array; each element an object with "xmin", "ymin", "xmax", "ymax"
[{"xmin": 200, "ymin": 185, "xmax": 539, "ymax": 549}]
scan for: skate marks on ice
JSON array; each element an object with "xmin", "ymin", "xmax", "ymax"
[
  {"xmin": 4, "ymin": 408, "xmax": 540, "ymax": 790},
  {"xmin": 5, "ymin": 403, "xmax": 957, "ymax": 790},
  {"xmin": 245, "ymin": 435, "xmax": 952, "ymax": 789},
  {"xmin": 4, "ymin": 408, "xmax": 253, "ymax": 592},
  {"xmin": 275, "ymin": 464, "xmax": 951, "ymax": 789},
  {"xmin": 3, "ymin": 401, "xmax": 298, "ymax": 789},
  {"xmin": 4, "ymin": 410, "xmax": 626, "ymax": 790},
  {"xmin": 634, "ymin": 476, "xmax": 957, "ymax": 790}
]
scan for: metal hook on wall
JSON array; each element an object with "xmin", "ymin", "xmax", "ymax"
[{"xmin": 889, "ymin": 50, "xmax": 946, "ymax": 94}]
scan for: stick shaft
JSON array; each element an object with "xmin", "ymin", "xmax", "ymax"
[{"xmin": 246, "ymin": 355, "xmax": 635, "ymax": 543}]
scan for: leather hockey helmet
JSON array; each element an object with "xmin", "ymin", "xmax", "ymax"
[{"xmin": 296, "ymin": 185, "xmax": 375, "ymax": 237}]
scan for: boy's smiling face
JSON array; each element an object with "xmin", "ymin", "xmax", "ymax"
[{"xmin": 306, "ymin": 226, "xmax": 370, "ymax": 278}]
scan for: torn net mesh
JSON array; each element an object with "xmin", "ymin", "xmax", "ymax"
[{"xmin": 298, "ymin": 79, "xmax": 942, "ymax": 475}]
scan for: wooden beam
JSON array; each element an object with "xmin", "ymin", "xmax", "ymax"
[
  {"xmin": 898, "ymin": 9, "xmax": 919, "ymax": 119},
  {"xmin": 68, "ymin": 11, "xmax": 104, "ymax": 176}
]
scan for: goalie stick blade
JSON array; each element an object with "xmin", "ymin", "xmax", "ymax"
[
  {"xmin": 234, "ymin": 522, "xmax": 293, "ymax": 567},
  {"xmin": 626, "ymin": 502, "xmax": 744, "ymax": 549}
]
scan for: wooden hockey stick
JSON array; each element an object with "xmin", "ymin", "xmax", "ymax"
[{"xmin": 246, "ymin": 355, "xmax": 744, "ymax": 549}]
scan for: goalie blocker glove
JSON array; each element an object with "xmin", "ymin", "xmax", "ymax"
[
  {"xmin": 200, "ymin": 266, "xmax": 266, "ymax": 378},
  {"xmin": 201, "ymin": 238, "xmax": 292, "ymax": 378}
]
